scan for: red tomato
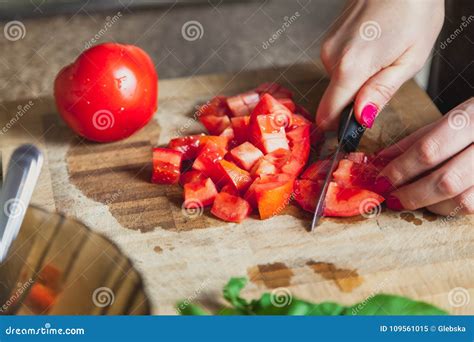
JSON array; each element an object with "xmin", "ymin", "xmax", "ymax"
[
  {"xmin": 54, "ymin": 43, "xmax": 158, "ymax": 142},
  {"xmin": 230, "ymin": 142, "xmax": 264, "ymax": 171},
  {"xmin": 211, "ymin": 192, "xmax": 252, "ymax": 223},
  {"xmin": 152, "ymin": 148, "xmax": 183, "ymax": 184},
  {"xmin": 217, "ymin": 160, "xmax": 253, "ymax": 192},
  {"xmin": 183, "ymin": 178, "xmax": 218, "ymax": 208}
]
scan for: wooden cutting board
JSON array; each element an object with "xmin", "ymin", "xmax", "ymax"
[{"xmin": 0, "ymin": 62, "xmax": 472, "ymax": 315}]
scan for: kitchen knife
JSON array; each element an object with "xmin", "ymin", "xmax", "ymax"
[
  {"xmin": 310, "ymin": 104, "xmax": 365, "ymax": 231},
  {"xmin": 0, "ymin": 145, "xmax": 43, "ymax": 263}
]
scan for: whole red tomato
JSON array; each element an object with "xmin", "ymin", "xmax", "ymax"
[{"xmin": 54, "ymin": 43, "xmax": 158, "ymax": 142}]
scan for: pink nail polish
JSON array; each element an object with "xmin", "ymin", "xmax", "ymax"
[
  {"xmin": 374, "ymin": 176, "xmax": 393, "ymax": 194},
  {"xmin": 386, "ymin": 195, "xmax": 404, "ymax": 211},
  {"xmin": 360, "ymin": 103, "xmax": 378, "ymax": 128}
]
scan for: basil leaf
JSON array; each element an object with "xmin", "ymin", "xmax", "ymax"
[
  {"xmin": 223, "ymin": 277, "xmax": 250, "ymax": 312},
  {"xmin": 347, "ymin": 294, "xmax": 447, "ymax": 315},
  {"xmin": 175, "ymin": 301, "xmax": 209, "ymax": 315}
]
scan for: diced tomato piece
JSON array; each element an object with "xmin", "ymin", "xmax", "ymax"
[
  {"xmin": 347, "ymin": 152, "xmax": 367, "ymax": 164},
  {"xmin": 211, "ymin": 192, "xmax": 252, "ymax": 223},
  {"xmin": 25, "ymin": 283, "xmax": 56, "ymax": 313},
  {"xmin": 285, "ymin": 125, "xmax": 310, "ymax": 173},
  {"xmin": 249, "ymin": 114, "xmax": 289, "ymax": 154},
  {"xmin": 230, "ymin": 116, "xmax": 250, "ymax": 144},
  {"xmin": 198, "ymin": 96, "xmax": 231, "ymax": 117},
  {"xmin": 226, "ymin": 95, "xmax": 248, "ymax": 117},
  {"xmin": 180, "ymin": 170, "xmax": 206, "ymax": 186},
  {"xmin": 251, "ymin": 94, "xmax": 292, "ymax": 127},
  {"xmin": 193, "ymin": 141, "xmax": 227, "ymax": 182},
  {"xmin": 254, "ymin": 174, "xmax": 294, "ymax": 219},
  {"xmin": 250, "ymin": 158, "xmax": 277, "ymax": 177},
  {"xmin": 324, "ymin": 182, "xmax": 384, "ymax": 217},
  {"xmin": 183, "ymin": 178, "xmax": 218, "ymax": 208},
  {"xmin": 301, "ymin": 160, "xmax": 331, "ymax": 181},
  {"xmin": 277, "ymin": 98, "xmax": 296, "ymax": 112},
  {"xmin": 198, "ymin": 135, "xmax": 228, "ymax": 151},
  {"xmin": 230, "ymin": 142, "xmax": 264, "ymax": 171},
  {"xmin": 199, "ymin": 115, "xmax": 231, "ymax": 135},
  {"xmin": 221, "ymin": 184, "xmax": 240, "ymax": 196},
  {"xmin": 293, "ymin": 179, "xmax": 323, "ymax": 212},
  {"xmin": 217, "ymin": 160, "xmax": 253, "ymax": 192},
  {"xmin": 168, "ymin": 135, "xmax": 203, "ymax": 160},
  {"xmin": 152, "ymin": 148, "xmax": 183, "ymax": 184},
  {"xmin": 288, "ymin": 114, "xmax": 311, "ymax": 130}
]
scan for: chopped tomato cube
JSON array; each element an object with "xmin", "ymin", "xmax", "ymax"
[
  {"xmin": 231, "ymin": 116, "xmax": 250, "ymax": 144},
  {"xmin": 183, "ymin": 178, "xmax": 218, "ymax": 208},
  {"xmin": 211, "ymin": 192, "xmax": 252, "ymax": 223},
  {"xmin": 198, "ymin": 96, "xmax": 231, "ymax": 117},
  {"xmin": 250, "ymin": 158, "xmax": 277, "ymax": 177},
  {"xmin": 192, "ymin": 141, "xmax": 227, "ymax": 183},
  {"xmin": 168, "ymin": 135, "xmax": 203, "ymax": 160},
  {"xmin": 217, "ymin": 160, "xmax": 253, "ymax": 192},
  {"xmin": 249, "ymin": 114, "xmax": 289, "ymax": 154},
  {"xmin": 254, "ymin": 173, "xmax": 294, "ymax": 219},
  {"xmin": 220, "ymin": 184, "xmax": 240, "ymax": 196},
  {"xmin": 230, "ymin": 142, "xmax": 264, "ymax": 171},
  {"xmin": 180, "ymin": 170, "xmax": 207, "ymax": 186},
  {"xmin": 152, "ymin": 148, "xmax": 183, "ymax": 184},
  {"xmin": 199, "ymin": 114, "xmax": 231, "ymax": 135},
  {"xmin": 219, "ymin": 127, "xmax": 234, "ymax": 141},
  {"xmin": 226, "ymin": 91, "xmax": 260, "ymax": 117},
  {"xmin": 198, "ymin": 135, "xmax": 228, "ymax": 151},
  {"xmin": 251, "ymin": 94, "xmax": 292, "ymax": 128}
]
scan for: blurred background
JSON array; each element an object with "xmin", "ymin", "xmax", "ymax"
[{"xmin": 0, "ymin": 0, "xmax": 471, "ymax": 111}]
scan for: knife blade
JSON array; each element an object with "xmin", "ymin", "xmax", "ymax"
[{"xmin": 310, "ymin": 104, "xmax": 365, "ymax": 231}]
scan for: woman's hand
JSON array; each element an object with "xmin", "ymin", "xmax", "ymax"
[
  {"xmin": 375, "ymin": 98, "xmax": 474, "ymax": 216},
  {"xmin": 317, "ymin": 0, "xmax": 444, "ymax": 130}
]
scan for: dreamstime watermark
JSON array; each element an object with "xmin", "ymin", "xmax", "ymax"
[
  {"xmin": 84, "ymin": 12, "xmax": 123, "ymax": 49},
  {"xmin": 440, "ymin": 192, "xmax": 474, "ymax": 225},
  {"xmin": 0, "ymin": 278, "xmax": 34, "ymax": 313},
  {"xmin": 92, "ymin": 287, "xmax": 115, "ymax": 308},
  {"xmin": 176, "ymin": 279, "xmax": 209, "ymax": 313},
  {"xmin": 4, "ymin": 21, "xmax": 26, "ymax": 41},
  {"xmin": 270, "ymin": 287, "xmax": 293, "ymax": 307},
  {"xmin": 447, "ymin": 109, "xmax": 470, "ymax": 130},
  {"xmin": 92, "ymin": 109, "xmax": 115, "ymax": 131},
  {"xmin": 262, "ymin": 11, "xmax": 301, "ymax": 50},
  {"xmin": 181, "ymin": 20, "xmax": 204, "ymax": 42},
  {"xmin": 448, "ymin": 287, "xmax": 470, "ymax": 308},
  {"xmin": 104, "ymin": 189, "xmax": 123, "ymax": 206},
  {"xmin": 440, "ymin": 15, "xmax": 474, "ymax": 49},
  {"xmin": 359, "ymin": 20, "xmax": 382, "ymax": 41},
  {"xmin": 3, "ymin": 198, "xmax": 26, "ymax": 219},
  {"xmin": 0, "ymin": 100, "xmax": 35, "ymax": 135},
  {"xmin": 359, "ymin": 198, "xmax": 382, "ymax": 219},
  {"xmin": 181, "ymin": 199, "xmax": 204, "ymax": 219}
]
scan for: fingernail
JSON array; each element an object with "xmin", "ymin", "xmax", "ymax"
[
  {"xmin": 386, "ymin": 195, "xmax": 404, "ymax": 211},
  {"xmin": 374, "ymin": 176, "xmax": 393, "ymax": 194},
  {"xmin": 360, "ymin": 102, "xmax": 378, "ymax": 128}
]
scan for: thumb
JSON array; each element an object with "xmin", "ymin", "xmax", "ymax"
[{"xmin": 354, "ymin": 63, "xmax": 414, "ymax": 128}]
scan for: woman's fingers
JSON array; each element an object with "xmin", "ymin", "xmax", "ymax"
[
  {"xmin": 378, "ymin": 108, "xmax": 473, "ymax": 188},
  {"xmin": 376, "ymin": 121, "xmax": 437, "ymax": 160},
  {"xmin": 426, "ymin": 186, "xmax": 474, "ymax": 216},
  {"xmin": 386, "ymin": 145, "xmax": 474, "ymax": 211},
  {"xmin": 354, "ymin": 60, "xmax": 417, "ymax": 128}
]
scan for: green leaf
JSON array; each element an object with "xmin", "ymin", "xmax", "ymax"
[
  {"xmin": 251, "ymin": 294, "xmax": 346, "ymax": 316},
  {"xmin": 346, "ymin": 294, "xmax": 447, "ymax": 315},
  {"xmin": 222, "ymin": 277, "xmax": 250, "ymax": 312},
  {"xmin": 175, "ymin": 301, "xmax": 209, "ymax": 315}
]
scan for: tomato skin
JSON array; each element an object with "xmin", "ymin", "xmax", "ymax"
[
  {"xmin": 54, "ymin": 43, "xmax": 158, "ymax": 142},
  {"xmin": 211, "ymin": 192, "xmax": 252, "ymax": 223}
]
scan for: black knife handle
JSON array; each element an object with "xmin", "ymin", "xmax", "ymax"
[{"xmin": 337, "ymin": 104, "xmax": 365, "ymax": 153}]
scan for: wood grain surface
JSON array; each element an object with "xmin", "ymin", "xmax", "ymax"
[{"xmin": 0, "ymin": 62, "xmax": 472, "ymax": 315}]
